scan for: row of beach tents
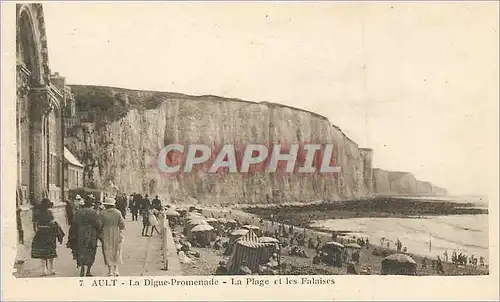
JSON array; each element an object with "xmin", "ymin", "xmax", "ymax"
[{"xmin": 179, "ymin": 210, "xmax": 279, "ymax": 273}]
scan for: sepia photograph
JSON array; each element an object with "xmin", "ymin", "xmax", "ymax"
[{"xmin": 3, "ymin": 1, "xmax": 499, "ymax": 300}]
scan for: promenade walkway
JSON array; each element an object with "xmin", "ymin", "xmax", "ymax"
[{"xmin": 13, "ymin": 215, "xmax": 182, "ymax": 278}]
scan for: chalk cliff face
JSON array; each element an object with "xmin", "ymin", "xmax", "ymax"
[
  {"xmin": 65, "ymin": 85, "xmax": 446, "ymax": 204},
  {"xmin": 371, "ymin": 168, "xmax": 447, "ymax": 196}
]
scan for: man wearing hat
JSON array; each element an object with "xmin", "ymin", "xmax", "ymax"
[
  {"xmin": 68, "ymin": 196, "xmax": 102, "ymax": 277},
  {"xmin": 73, "ymin": 194, "xmax": 83, "ymax": 212}
]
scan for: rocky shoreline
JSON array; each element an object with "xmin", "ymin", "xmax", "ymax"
[{"xmin": 241, "ymin": 196, "xmax": 488, "ymax": 229}]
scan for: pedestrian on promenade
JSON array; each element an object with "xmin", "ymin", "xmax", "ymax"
[
  {"xmin": 73, "ymin": 194, "xmax": 83, "ymax": 212},
  {"xmin": 115, "ymin": 194, "xmax": 127, "ymax": 219},
  {"xmin": 68, "ymin": 197, "xmax": 102, "ymax": 277},
  {"xmin": 129, "ymin": 194, "xmax": 138, "ymax": 221},
  {"xmin": 141, "ymin": 202, "xmax": 152, "ymax": 236},
  {"xmin": 148, "ymin": 208, "xmax": 160, "ymax": 236},
  {"xmin": 143, "ymin": 194, "xmax": 151, "ymax": 210},
  {"xmin": 100, "ymin": 197, "xmax": 126, "ymax": 277},
  {"xmin": 31, "ymin": 198, "xmax": 65, "ymax": 276},
  {"xmin": 152, "ymin": 195, "xmax": 162, "ymax": 211}
]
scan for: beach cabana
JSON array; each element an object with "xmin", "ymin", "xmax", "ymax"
[
  {"xmin": 230, "ymin": 228, "xmax": 249, "ymax": 237},
  {"xmin": 191, "ymin": 224, "xmax": 215, "ymax": 247},
  {"xmin": 185, "ymin": 218, "xmax": 208, "ymax": 239},
  {"xmin": 242, "ymin": 224, "xmax": 260, "ymax": 231},
  {"xmin": 345, "ymin": 242, "xmax": 362, "ymax": 249},
  {"xmin": 226, "ymin": 230, "xmax": 276, "ymax": 274},
  {"xmin": 242, "ymin": 224, "xmax": 261, "ymax": 236},
  {"xmin": 258, "ymin": 237, "xmax": 279, "ymax": 244},
  {"xmin": 381, "ymin": 253, "xmax": 417, "ymax": 275},
  {"xmin": 206, "ymin": 217, "xmax": 218, "ymax": 226},
  {"xmin": 165, "ymin": 209, "xmax": 181, "ymax": 226},
  {"xmin": 166, "ymin": 209, "xmax": 180, "ymax": 217},
  {"xmin": 320, "ymin": 241, "xmax": 344, "ymax": 267},
  {"xmin": 223, "ymin": 229, "xmax": 250, "ymax": 255},
  {"xmin": 226, "ymin": 219, "xmax": 237, "ymax": 226}
]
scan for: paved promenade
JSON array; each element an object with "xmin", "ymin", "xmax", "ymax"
[{"xmin": 13, "ymin": 215, "xmax": 182, "ymax": 278}]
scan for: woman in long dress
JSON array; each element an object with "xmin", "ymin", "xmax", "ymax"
[
  {"xmin": 101, "ymin": 197, "xmax": 126, "ymax": 276},
  {"xmin": 148, "ymin": 208, "xmax": 160, "ymax": 236},
  {"xmin": 31, "ymin": 198, "xmax": 65, "ymax": 276},
  {"xmin": 68, "ymin": 197, "xmax": 102, "ymax": 277}
]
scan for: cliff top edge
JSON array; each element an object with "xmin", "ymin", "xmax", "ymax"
[{"xmin": 70, "ymin": 84, "xmax": 360, "ymax": 146}]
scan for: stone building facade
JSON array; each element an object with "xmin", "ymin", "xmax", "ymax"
[{"xmin": 16, "ymin": 3, "xmax": 74, "ymax": 245}]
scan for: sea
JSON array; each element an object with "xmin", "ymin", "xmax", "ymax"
[{"xmin": 310, "ymin": 196, "xmax": 490, "ymax": 261}]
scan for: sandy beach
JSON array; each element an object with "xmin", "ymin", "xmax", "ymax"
[{"xmin": 173, "ymin": 204, "xmax": 489, "ymax": 276}]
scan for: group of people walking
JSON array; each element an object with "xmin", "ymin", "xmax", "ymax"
[
  {"xmin": 127, "ymin": 193, "xmax": 162, "ymax": 237},
  {"xmin": 31, "ymin": 194, "xmax": 126, "ymax": 277}
]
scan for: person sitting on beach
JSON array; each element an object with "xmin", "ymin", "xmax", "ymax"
[
  {"xmin": 346, "ymin": 262, "xmax": 358, "ymax": 275},
  {"xmin": 297, "ymin": 248, "xmax": 308, "ymax": 258},
  {"xmin": 215, "ymin": 261, "xmax": 228, "ymax": 275},
  {"xmin": 268, "ymin": 254, "xmax": 279, "ymax": 268},
  {"xmin": 360, "ymin": 266, "xmax": 372, "ymax": 275},
  {"xmin": 313, "ymin": 253, "xmax": 322, "ymax": 264},
  {"xmin": 237, "ymin": 260, "xmax": 252, "ymax": 275}
]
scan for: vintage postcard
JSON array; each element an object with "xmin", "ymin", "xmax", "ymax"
[{"xmin": 2, "ymin": 1, "xmax": 499, "ymax": 301}]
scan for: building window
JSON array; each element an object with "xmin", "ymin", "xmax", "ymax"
[{"xmin": 49, "ymin": 111, "xmax": 59, "ymax": 187}]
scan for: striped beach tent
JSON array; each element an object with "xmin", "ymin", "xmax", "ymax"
[{"xmin": 226, "ymin": 230, "xmax": 275, "ymax": 273}]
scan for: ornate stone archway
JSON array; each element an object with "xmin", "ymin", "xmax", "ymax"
[{"xmin": 16, "ymin": 4, "xmax": 68, "ymax": 246}]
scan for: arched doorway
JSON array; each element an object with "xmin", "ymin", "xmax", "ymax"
[{"xmin": 16, "ymin": 7, "xmax": 42, "ymax": 245}]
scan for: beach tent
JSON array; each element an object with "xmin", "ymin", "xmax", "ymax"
[
  {"xmin": 185, "ymin": 218, "xmax": 208, "ymax": 239},
  {"xmin": 242, "ymin": 224, "xmax": 261, "ymax": 236},
  {"xmin": 224, "ymin": 229, "xmax": 250, "ymax": 255},
  {"xmin": 205, "ymin": 217, "xmax": 219, "ymax": 227},
  {"xmin": 226, "ymin": 230, "xmax": 276, "ymax": 274},
  {"xmin": 258, "ymin": 237, "xmax": 279, "ymax": 244},
  {"xmin": 226, "ymin": 219, "xmax": 237, "ymax": 226},
  {"xmin": 242, "ymin": 224, "xmax": 260, "ymax": 231},
  {"xmin": 344, "ymin": 242, "xmax": 362, "ymax": 249},
  {"xmin": 191, "ymin": 224, "xmax": 215, "ymax": 247},
  {"xmin": 381, "ymin": 253, "xmax": 417, "ymax": 275},
  {"xmin": 320, "ymin": 241, "xmax": 345, "ymax": 267},
  {"xmin": 166, "ymin": 209, "xmax": 180, "ymax": 217}
]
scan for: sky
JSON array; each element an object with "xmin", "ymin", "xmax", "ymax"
[{"xmin": 41, "ymin": 2, "xmax": 499, "ymax": 197}]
